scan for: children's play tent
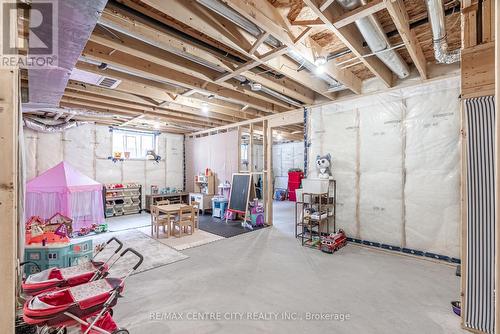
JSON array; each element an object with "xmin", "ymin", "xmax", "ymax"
[{"xmin": 25, "ymin": 161, "xmax": 104, "ymax": 231}]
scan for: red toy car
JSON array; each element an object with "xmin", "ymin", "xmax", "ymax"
[{"xmin": 320, "ymin": 229, "xmax": 347, "ymax": 253}]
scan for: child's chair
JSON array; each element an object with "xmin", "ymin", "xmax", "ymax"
[
  {"xmin": 173, "ymin": 206, "xmax": 195, "ymax": 238},
  {"xmin": 191, "ymin": 201, "xmax": 200, "ymax": 229},
  {"xmin": 151, "ymin": 205, "xmax": 170, "ymax": 238}
]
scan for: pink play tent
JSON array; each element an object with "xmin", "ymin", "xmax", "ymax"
[{"xmin": 25, "ymin": 161, "xmax": 104, "ymax": 231}]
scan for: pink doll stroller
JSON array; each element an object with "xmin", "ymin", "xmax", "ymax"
[
  {"xmin": 23, "ymin": 248, "xmax": 143, "ymax": 334},
  {"xmin": 22, "ymin": 237, "xmax": 123, "ymax": 296}
]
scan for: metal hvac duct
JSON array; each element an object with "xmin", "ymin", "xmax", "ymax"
[
  {"xmin": 23, "ymin": 117, "xmax": 92, "ymax": 133},
  {"xmin": 336, "ymin": 0, "xmax": 410, "ymax": 79},
  {"xmin": 23, "ymin": 107, "xmax": 121, "ymax": 119},
  {"xmin": 425, "ymin": 0, "xmax": 460, "ymax": 64},
  {"xmin": 26, "ymin": 0, "xmax": 108, "ymax": 109},
  {"xmin": 98, "ymin": 16, "xmax": 304, "ymax": 106},
  {"xmin": 195, "ymin": 0, "xmax": 345, "ymax": 91}
]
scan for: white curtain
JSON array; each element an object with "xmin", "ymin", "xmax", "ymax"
[
  {"xmin": 70, "ymin": 190, "xmax": 104, "ymax": 230},
  {"xmin": 25, "ymin": 192, "xmax": 65, "ymax": 220}
]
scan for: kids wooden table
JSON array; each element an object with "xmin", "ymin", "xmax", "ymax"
[{"xmin": 153, "ymin": 204, "xmax": 192, "ymax": 237}]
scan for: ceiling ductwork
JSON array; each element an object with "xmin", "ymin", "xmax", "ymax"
[
  {"xmin": 336, "ymin": 0, "xmax": 409, "ymax": 79},
  {"xmin": 98, "ymin": 14, "xmax": 305, "ymax": 106},
  {"xmin": 25, "ymin": 0, "xmax": 108, "ymax": 110},
  {"xmin": 23, "ymin": 117, "xmax": 92, "ymax": 133},
  {"xmin": 425, "ymin": 0, "xmax": 460, "ymax": 64},
  {"xmin": 24, "ymin": 107, "xmax": 122, "ymax": 119},
  {"xmin": 195, "ymin": 0, "xmax": 345, "ymax": 91}
]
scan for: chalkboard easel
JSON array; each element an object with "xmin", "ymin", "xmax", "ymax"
[{"xmin": 226, "ymin": 173, "xmax": 256, "ymax": 223}]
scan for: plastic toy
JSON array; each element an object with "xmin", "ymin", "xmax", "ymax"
[
  {"xmin": 320, "ymin": 229, "xmax": 347, "ymax": 253},
  {"xmin": 315, "ymin": 153, "xmax": 332, "ymax": 179},
  {"xmin": 47, "ymin": 213, "xmax": 73, "ymax": 237},
  {"xmin": 93, "ymin": 223, "xmax": 109, "ymax": 234}
]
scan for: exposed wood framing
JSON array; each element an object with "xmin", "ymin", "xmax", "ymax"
[
  {"xmin": 123, "ymin": 0, "xmax": 334, "ymax": 100},
  {"xmin": 0, "ymin": 68, "xmax": 18, "ymax": 334},
  {"xmin": 384, "ymin": 0, "xmax": 427, "ymax": 79},
  {"xmin": 303, "ymin": 0, "xmax": 393, "ymax": 87},
  {"xmin": 332, "ymin": 0, "xmax": 385, "ymax": 29},
  {"xmin": 461, "ymin": 42, "xmax": 495, "ymax": 98},
  {"xmin": 218, "ymin": 0, "xmax": 363, "ymax": 94}
]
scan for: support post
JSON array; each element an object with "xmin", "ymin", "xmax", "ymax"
[
  {"xmin": 0, "ymin": 68, "xmax": 19, "ymax": 334},
  {"xmin": 266, "ymin": 124, "xmax": 273, "ymax": 226}
]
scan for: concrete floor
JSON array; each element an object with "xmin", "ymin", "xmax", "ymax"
[{"xmin": 114, "ymin": 201, "xmax": 466, "ymax": 334}]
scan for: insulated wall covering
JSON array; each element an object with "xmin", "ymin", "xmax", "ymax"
[
  {"xmin": 309, "ymin": 77, "xmax": 461, "ymax": 258},
  {"xmin": 24, "ymin": 124, "xmax": 185, "ymax": 204},
  {"xmin": 185, "ymin": 130, "xmax": 239, "ymax": 192}
]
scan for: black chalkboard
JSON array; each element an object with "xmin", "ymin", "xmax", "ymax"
[{"xmin": 228, "ymin": 174, "xmax": 252, "ymax": 214}]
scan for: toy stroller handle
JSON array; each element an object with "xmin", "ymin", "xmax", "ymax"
[
  {"xmin": 106, "ymin": 237, "xmax": 124, "ymax": 253},
  {"xmin": 120, "ymin": 248, "xmax": 144, "ymax": 270}
]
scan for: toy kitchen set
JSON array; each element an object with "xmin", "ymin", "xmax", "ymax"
[{"xmin": 190, "ymin": 169, "xmax": 216, "ymax": 215}]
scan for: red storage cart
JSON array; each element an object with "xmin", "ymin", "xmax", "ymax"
[{"xmin": 287, "ymin": 171, "xmax": 304, "ymax": 201}]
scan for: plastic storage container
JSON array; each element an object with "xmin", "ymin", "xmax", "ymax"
[{"xmin": 301, "ymin": 179, "xmax": 330, "ymax": 194}]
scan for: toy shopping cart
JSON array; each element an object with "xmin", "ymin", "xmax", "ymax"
[
  {"xmin": 23, "ymin": 248, "xmax": 143, "ymax": 334},
  {"xmin": 22, "ymin": 237, "xmax": 124, "ymax": 296}
]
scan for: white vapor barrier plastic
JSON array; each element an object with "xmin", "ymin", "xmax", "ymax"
[
  {"xmin": 37, "ymin": 132, "xmax": 63, "ymax": 174},
  {"xmin": 185, "ymin": 130, "xmax": 238, "ymax": 192},
  {"xmin": 95, "ymin": 159, "xmax": 121, "ymax": 184},
  {"xmin": 405, "ymin": 80, "xmax": 460, "ymax": 257},
  {"xmin": 95, "ymin": 126, "xmax": 112, "ymax": 159},
  {"xmin": 64, "ymin": 124, "xmax": 95, "ymax": 178},
  {"xmin": 359, "ymin": 101, "xmax": 404, "ymax": 246},
  {"xmin": 272, "ymin": 142, "xmax": 304, "ymax": 177},
  {"xmin": 308, "ymin": 76, "xmax": 461, "ymax": 258},
  {"xmin": 24, "ymin": 129, "xmax": 38, "ymax": 181},
  {"xmin": 309, "ymin": 107, "xmax": 357, "ymax": 236},
  {"xmin": 23, "ymin": 124, "xmax": 185, "ymax": 198}
]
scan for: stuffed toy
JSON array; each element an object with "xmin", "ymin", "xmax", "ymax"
[{"xmin": 315, "ymin": 154, "xmax": 332, "ymax": 179}]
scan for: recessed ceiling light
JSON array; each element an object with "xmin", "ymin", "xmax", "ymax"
[
  {"xmin": 315, "ymin": 65, "xmax": 325, "ymax": 75},
  {"xmin": 314, "ymin": 56, "xmax": 327, "ymax": 66},
  {"xmin": 250, "ymin": 82, "xmax": 262, "ymax": 91},
  {"xmin": 201, "ymin": 102, "xmax": 209, "ymax": 114}
]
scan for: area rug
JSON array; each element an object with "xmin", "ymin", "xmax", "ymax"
[
  {"xmin": 198, "ymin": 215, "xmax": 268, "ymax": 238},
  {"xmin": 137, "ymin": 227, "xmax": 224, "ymax": 250},
  {"xmin": 79, "ymin": 229, "xmax": 188, "ymax": 277}
]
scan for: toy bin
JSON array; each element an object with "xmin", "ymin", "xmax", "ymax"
[
  {"xmin": 301, "ymin": 179, "xmax": 329, "ymax": 194},
  {"xmin": 288, "ymin": 171, "xmax": 304, "ymax": 183}
]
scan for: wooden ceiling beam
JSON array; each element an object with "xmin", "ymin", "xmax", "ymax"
[
  {"xmin": 383, "ymin": 0, "xmax": 427, "ymax": 79},
  {"xmin": 303, "ymin": 0, "xmax": 394, "ymax": 87},
  {"xmin": 59, "ymin": 99, "xmax": 225, "ymax": 129},
  {"xmin": 87, "ymin": 33, "xmax": 293, "ymax": 111},
  {"xmin": 73, "ymin": 63, "xmax": 267, "ymax": 120},
  {"xmin": 101, "ymin": 6, "xmax": 316, "ymax": 105},
  {"xmin": 332, "ymin": 0, "xmax": 385, "ymax": 29},
  {"xmin": 218, "ymin": 0, "xmax": 363, "ymax": 94},
  {"xmin": 125, "ymin": 0, "xmax": 334, "ymax": 100},
  {"xmin": 64, "ymin": 88, "xmax": 245, "ymax": 124},
  {"xmin": 81, "ymin": 42, "xmax": 288, "ymax": 114}
]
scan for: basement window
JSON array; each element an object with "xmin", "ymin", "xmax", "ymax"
[{"xmin": 112, "ymin": 128, "xmax": 159, "ymax": 160}]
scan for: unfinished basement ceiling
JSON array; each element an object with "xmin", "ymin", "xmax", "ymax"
[{"xmin": 20, "ymin": 0, "xmax": 462, "ymax": 136}]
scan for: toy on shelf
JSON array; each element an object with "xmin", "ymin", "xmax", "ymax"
[
  {"xmin": 146, "ymin": 150, "xmax": 162, "ymax": 163},
  {"xmin": 218, "ymin": 181, "xmax": 231, "ymax": 200},
  {"xmin": 315, "ymin": 154, "xmax": 333, "ymax": 179},
  {"xmin": 320, "ymin": 230, "xmax": 347, "ymax": 254}
]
